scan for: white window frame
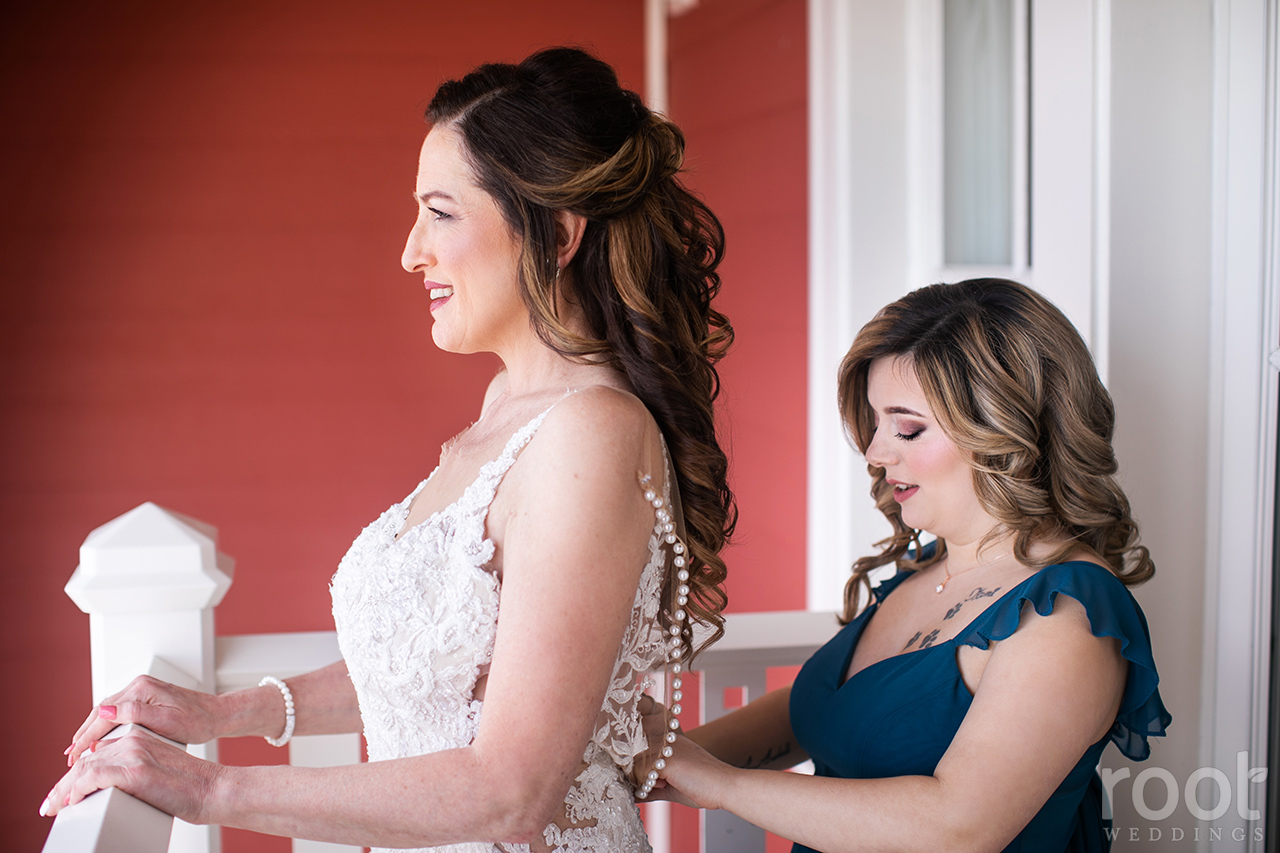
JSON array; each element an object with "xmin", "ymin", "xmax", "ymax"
[
  {"xmin": 1202, "ymin": 1, "xmax": 1277, "ymax": 849},
  {"xmin": 807, "ymin": 0, "xmax": 1108, "ymax": 610}
]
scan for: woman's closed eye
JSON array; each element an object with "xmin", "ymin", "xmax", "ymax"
[{"xmin": 894, "ymin": 428, "xmax": 923, "ymax": 441}]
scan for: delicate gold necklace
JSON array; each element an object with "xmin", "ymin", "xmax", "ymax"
[{"xmin": 935, "ymin": 551, "xmax": 1015, "ymax": 594}]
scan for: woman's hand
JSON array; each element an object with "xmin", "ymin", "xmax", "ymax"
[
  {"xmin": 634, "ymin": 694, "xmax": 735, "ymax": 811},
  {"xmin": 65, "ymin": 675, "xmax": 224, "ymax": 766},
  {"xmin": 42, "ymin": 727, "xmax": 223, "ymax": 823}
]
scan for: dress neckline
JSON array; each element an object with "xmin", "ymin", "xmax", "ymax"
[
  {"xmin": 392, "ymin": 399, "xmax": 564, "ymax": 542},
  {"xmin": 837, "ymin": 560, "xmax": 1104, "ymax": 689}
]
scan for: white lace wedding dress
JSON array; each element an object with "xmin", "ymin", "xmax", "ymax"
[{"xmin": 330, "ymin": 403, "xmax": 672, "ymax": 852}]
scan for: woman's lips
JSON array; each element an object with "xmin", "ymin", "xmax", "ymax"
[
  {"xmin": 890, "ymin": 483, "xmax": 918, "ymax": 503},
  {"xmin": 428, "ymin": 284, "xmax": 453, "ymax": 312}
]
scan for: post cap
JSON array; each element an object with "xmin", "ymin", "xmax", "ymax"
[{"xmin": 66, "ymin": 502, "xmax": 235, "ymax": 614}]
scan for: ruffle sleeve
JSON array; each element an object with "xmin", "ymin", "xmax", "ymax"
[{"xmin": 954, "ymin": 562, "xmax": 1172, "ymax": 761}]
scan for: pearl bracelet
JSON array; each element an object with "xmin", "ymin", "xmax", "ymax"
[{"xmin": 258, "ymin": 676, "xmax": 295, "ymax": 747}]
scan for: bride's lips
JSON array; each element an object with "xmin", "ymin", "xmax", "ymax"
[{"xmin": 427, "ymin": 282, "xmax": 453, "ymax": 312}]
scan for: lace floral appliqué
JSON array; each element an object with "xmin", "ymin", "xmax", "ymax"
[{"xmin": 330, "ymin": 405, "xmax": 671, "ymax": 853}]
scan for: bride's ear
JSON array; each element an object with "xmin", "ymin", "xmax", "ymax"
[{"xmin": 553, "ymin": 209, "xmax": 586, "ymax": 269}]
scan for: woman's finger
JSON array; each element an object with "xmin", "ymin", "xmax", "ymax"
[
  {"xmin": 69, "ymin": 697, "xmax": 121, "ymax": 753},
  {"xmin": 68, "ymin": 706, "xmax": 132, "ymax": 765},
  {"xmin": 45, "ymin": 734, "xmax": 131, "ymax": 816}
]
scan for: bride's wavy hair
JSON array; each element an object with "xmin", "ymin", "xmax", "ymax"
[
  {"xmin": 425, "ymin": 47, "xmax": 735, "ymax": 657},
  {"xmin": 836, "ymin": 278, "xmax": 1153, "ymax": 624}
]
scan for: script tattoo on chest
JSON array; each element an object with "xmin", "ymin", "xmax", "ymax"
[{"xmin": 942, "ymin": 585, "xmax": 1004, "ymax": 621}]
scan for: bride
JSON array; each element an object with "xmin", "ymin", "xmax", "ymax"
[{"xmin": 44, "ymin": 46, "xmax": 735, "ymax": 852}]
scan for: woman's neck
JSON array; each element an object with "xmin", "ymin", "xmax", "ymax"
[{"xmin": 493, "ymin": 336, "xmax": 620, "ymax": 400}]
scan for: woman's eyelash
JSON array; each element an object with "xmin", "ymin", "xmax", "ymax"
[
  {"xmin": 895, "ymin": 430, "xmax": 922, "ymax": 441},
  {"xmin": 428, "ymin": 207, "xmax": 451, "ymax": 221}
]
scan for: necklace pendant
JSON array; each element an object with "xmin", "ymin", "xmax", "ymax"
[{"xmin": 935, "ymin": 580, "xmax": 946, "ymax": 594}]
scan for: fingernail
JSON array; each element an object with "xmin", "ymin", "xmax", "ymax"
[
  {"xmin": 64, "ymin": 795, "xmax": 71, "ymax": 806},
  {"xmin": 63, "ymin": 745, "xmax": 73, "ymax": 755},
  {"xmin": 39, "ymin": 797, "xmax": 50, "ymax": 817},
  {"xmin": 98, "ymin": 705, "xmax": 116, "ymax": 720}
]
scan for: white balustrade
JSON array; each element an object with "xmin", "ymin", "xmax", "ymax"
[{"xmin": 47, "ymin": 503, "xmax": 839, "ymax": 853}]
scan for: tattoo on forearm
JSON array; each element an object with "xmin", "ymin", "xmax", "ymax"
[{"xmin": 742, "ymin": 742, "xmax": 792, "ymax": 770}]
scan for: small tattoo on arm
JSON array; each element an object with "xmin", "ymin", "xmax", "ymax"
[
  {"xmin": 742, "ymin": 742, "xmax": 792, "ymax": 770},
  {"xmin": 918, "ymin": 629, "xmax": 941, "ymax": 649},
  {"xmin": 944, "ymin": 602, "xmax": 964, "ymax": 620},
  {"xmin": 903, "ymin": 631, "xmax": 922, "ymax": 650}
]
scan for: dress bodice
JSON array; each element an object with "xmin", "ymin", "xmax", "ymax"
[
  {"xmin": 789, "ymin": 561, "xmax": 1171, "ymax": 853},
  {"xmin": 330, "ymin": 403, "xmax": 670, "ymax": 853}
]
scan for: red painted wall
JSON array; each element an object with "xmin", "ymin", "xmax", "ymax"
[
  {"xmin": 1, "ymin": 0, "xmax": 807, "ymax": 849},
  {"xmin": 670, "ymin": 0, "xmax": 808, "ymax": 615}
]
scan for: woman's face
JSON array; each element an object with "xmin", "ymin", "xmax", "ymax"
[
  {"xmin": 863, "ymin": 356, "xmax": 998, "ymax": 546},
  {"xmin": 401, "ymin": 125, "xmax": 527, "ymax": 355}
]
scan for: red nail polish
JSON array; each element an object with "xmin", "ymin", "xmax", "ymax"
[{"xmin": 98, "ymin": 705, "xmax": 116, "ymax": 720}]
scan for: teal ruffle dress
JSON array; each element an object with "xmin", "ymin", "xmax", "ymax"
[{"xmin": 788, "ymin": 561, "xmax": 1171, "ymax": 852}]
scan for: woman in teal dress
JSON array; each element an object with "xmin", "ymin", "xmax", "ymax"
[{"xmin": 639, "ymin": 278, "xmax": 1170, "ymax": 852}]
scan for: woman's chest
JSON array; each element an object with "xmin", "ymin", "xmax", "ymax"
[
  {"xmin": 845, "ymin": 572, "xmax": 1018, "ymax": 684},
  {"xmin": 332, "ymin": 497, "xmax": 503, "ymax": 671}
]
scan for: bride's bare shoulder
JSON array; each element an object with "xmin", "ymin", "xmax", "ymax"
[{"xmin": 514, "ymin": 385, "xmax": 661, "ymax": 486}]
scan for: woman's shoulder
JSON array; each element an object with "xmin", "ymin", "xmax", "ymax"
[
  {"xmin": 963, "ymin": 559, "xmax": 1171, "ymax": 758},
  {"xmin": 517, "ymin": 384, "xmax": 662, "ymax": 484},
  {"xmin": 543, "ymin": 384, "xmax": 657, "ymax": 443},
  {"xmin": 966, "ymin": 560, "xmax": 1146, "ymax": 643}
]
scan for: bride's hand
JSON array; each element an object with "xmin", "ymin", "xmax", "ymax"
[
  {"xmin": 42, "ymin": 727, "xmax": 223, "ymax": 822},
  {"xmin": 65, "ymin": 675, "xmax": 224, "ymax": 766}
]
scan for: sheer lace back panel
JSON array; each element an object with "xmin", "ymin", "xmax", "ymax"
[{"xmin": 330, "ymin": 400, "xmax": 676, "ymax": 853}]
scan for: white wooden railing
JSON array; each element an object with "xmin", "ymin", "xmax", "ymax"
[{"xmin": 42, "ymin": 502, "xmax": 837, "ymax": 853}]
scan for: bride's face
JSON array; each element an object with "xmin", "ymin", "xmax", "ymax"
[{"xmin": 400, "ymin": 125, "xmax": 528, "ymax": 355}]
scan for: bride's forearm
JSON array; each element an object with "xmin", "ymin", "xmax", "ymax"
[{"xmin": 206, "ymin": 747, "xmax": 564, "ymax": 847}]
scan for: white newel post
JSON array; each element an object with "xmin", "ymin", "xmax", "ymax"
[{"xmin": 65, "ymin": 502, "xmax": 234, "ymax": 853}]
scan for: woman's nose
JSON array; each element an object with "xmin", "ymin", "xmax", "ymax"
[
  {"xmin": 864, "ymin": 426, "xmax": 894, "ymax": 468},
  {"xmin": 401, "ymin": 217, "xmax": 432, "ymax": 273}
]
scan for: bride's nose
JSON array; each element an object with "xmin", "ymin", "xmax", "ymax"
[{"xmin": 402, "ymin": 214, "xmax": 434, "ymax": 273}]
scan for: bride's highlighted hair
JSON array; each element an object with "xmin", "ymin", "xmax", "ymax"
[
  {"xmin": 836, "ymin": 279, "xmax": 1153, "ymax": 624},
  {"xmin": 425, "ymin": 47, "xmax": 734, "ymax": 656}
]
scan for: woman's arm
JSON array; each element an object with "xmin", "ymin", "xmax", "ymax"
[
  {"xmin": 48, "ymin": 389, "xmax": 661, "ymax": 847},
  {"xmin": 683, "ymin": 686, "xmax": 807, "ymax": 771},
  {"xmin": 656, "ymin": 595, "xmax": 1126, "ymax": 853},
  {"xmin": 64, "ymin": 661, "xmax": 361, "ymax": 766}
]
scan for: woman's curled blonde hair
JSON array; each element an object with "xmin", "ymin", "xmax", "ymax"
[{"xmin": 836, "ymin": 278, "xmax": 1152, "ymax": 624}]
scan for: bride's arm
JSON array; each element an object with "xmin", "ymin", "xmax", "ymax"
[{"xmin": 45, "ymin": 389, "xmax": 657, "ymax": 848}]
